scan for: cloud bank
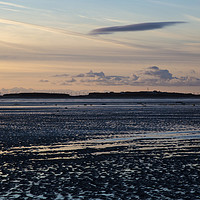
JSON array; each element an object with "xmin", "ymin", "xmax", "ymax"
[
  {"xmin": 90, "ymin": 21, "xmax": 186, "ymax": 35},
  {"xmin": 51, "ymin": 66, "xmax": 200, "ymax": 87},
  {"xmin": 0, "ymin": 87, "xmax": 89, "ymax": 96}
]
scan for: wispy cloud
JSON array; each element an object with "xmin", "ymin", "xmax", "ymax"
[
  {"xmin": 0, "ymin": 40, "xmax": 41, "ymax": 53},
  {"xmin": 51, "ymin": 67, "xmax": 200, "ymax": 87},
  {"xmin": 1, "ymin": 7, "xmax": 19, "ymax": 12},
  {"xmin": 40, "ymin": 80, "xmax": 49, "ymax": 83},
  {"xmin": 53, "ymin": 74, "xmax": 69, "ymax": 77},
  {"xmin": 104, "ymin": 18, "xmax": 129, "ymax": 24},
  {"xmin": 0, "ymin": 18, "xmax": 85, "ymax": 37},
  {"xmin": 90, "ymin": 21, "xmax": 186, "ymax": 35},
  {"xmin": 147, "ymin": 0, "xmax": 186, "ymax": 9},
  {"xmin": 0, "ymin": 1, "xmax": 27, "ymax": 9},
  {"xmin": 185, "ymin": 15, "xmax": 200, "ymax": 22},
  {"xmin": 79, "ymin": 15, "xmax": 129, "ymax": 24}
]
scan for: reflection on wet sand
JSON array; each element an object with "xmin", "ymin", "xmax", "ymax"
[{"xmin": 1, "ymin": 130, "xmax": 200, "ymax": 160}]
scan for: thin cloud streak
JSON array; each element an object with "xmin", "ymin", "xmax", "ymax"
[
  {"xmin": 0, "ymin": 18, "xmax": 85, "ymax": 37},
  {"xmin": 0, "ymin": 40, "xmax": 42, "ymax": 53},
  {"xmin": 79, "ymin": 15, "xmax": 129, "ymax": 24},
  {"xmin": 0, "ymin": 1, "xmax": 27, "ymax": 9},
  {"xmin": 104, "ymin": 18, "xmax": 129, "ymax": 24},
  {"xmin": 186, "ymin": 15, "xmax": 200, "ymax": 22},
  {"xmin": 1, "ymin": 7, "xmax": 19, "ymax": 12},
  {"xmin": 90, "ymin": 21, "xmax": 186, "ymax": 35},
  {"xmin": 147, "ymin": 0, "xmax": 183, "ymax": 8}
]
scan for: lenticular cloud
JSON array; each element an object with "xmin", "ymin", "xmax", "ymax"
[{"xmin": 90, "ymin": 21, "xmax": 186, "ymax": 35}]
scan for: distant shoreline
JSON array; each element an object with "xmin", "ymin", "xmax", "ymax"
[{"xmin": 1, "ymin": 91, "xmax": 200, "ymax": 99}]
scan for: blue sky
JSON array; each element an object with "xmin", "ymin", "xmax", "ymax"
[{"xmin": 0, "ymin": 0, "xmax": 200, "ymax": 94}]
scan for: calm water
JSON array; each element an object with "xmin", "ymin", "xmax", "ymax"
[{"xmin": 0, "ymin": 99, "xmax": 200, "ymax": 199}]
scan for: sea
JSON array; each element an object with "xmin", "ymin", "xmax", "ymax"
[{"xmin": 0, "ymin": 98, "xmax": 200, "ymax": 199}]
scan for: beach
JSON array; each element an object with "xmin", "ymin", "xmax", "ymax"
[{"xmin": 0, "ymin": 99, "xmax": 200, "ymax": 199}]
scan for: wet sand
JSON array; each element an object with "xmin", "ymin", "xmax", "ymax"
[{"xmin": 0, "ymin": 99, "xmax": 200, "ymax": 199}]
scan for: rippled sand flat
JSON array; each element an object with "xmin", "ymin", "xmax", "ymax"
[{"xmin": 0, "ymin": 99, "xmax": 200, "ymax": 199}]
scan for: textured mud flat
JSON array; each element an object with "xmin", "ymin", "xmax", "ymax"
[
  {"xmin": 1, "ymin": 139, "xmax": 200, "ymax": 200},
  {"xmin": 0, "ymin": 101, "xmax": 200, "ymax": 199}
]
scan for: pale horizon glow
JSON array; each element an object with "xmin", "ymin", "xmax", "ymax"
[{"xmin": 0, "ymin": 0, "xmax": 200, "ymax": 94}]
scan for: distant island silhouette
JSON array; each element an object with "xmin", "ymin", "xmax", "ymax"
[{"xmin": 1, "ymin": 91, "xmax": 200, "ymax": 99}]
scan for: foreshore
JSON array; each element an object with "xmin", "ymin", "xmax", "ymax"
[{"xmin": 0, "ymin": 100, "xmax": 199, "ymax": 199}]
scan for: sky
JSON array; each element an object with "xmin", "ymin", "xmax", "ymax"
[{"xmin": 0, "ymin": 0, "xmax": 200, "ymax": 94}]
